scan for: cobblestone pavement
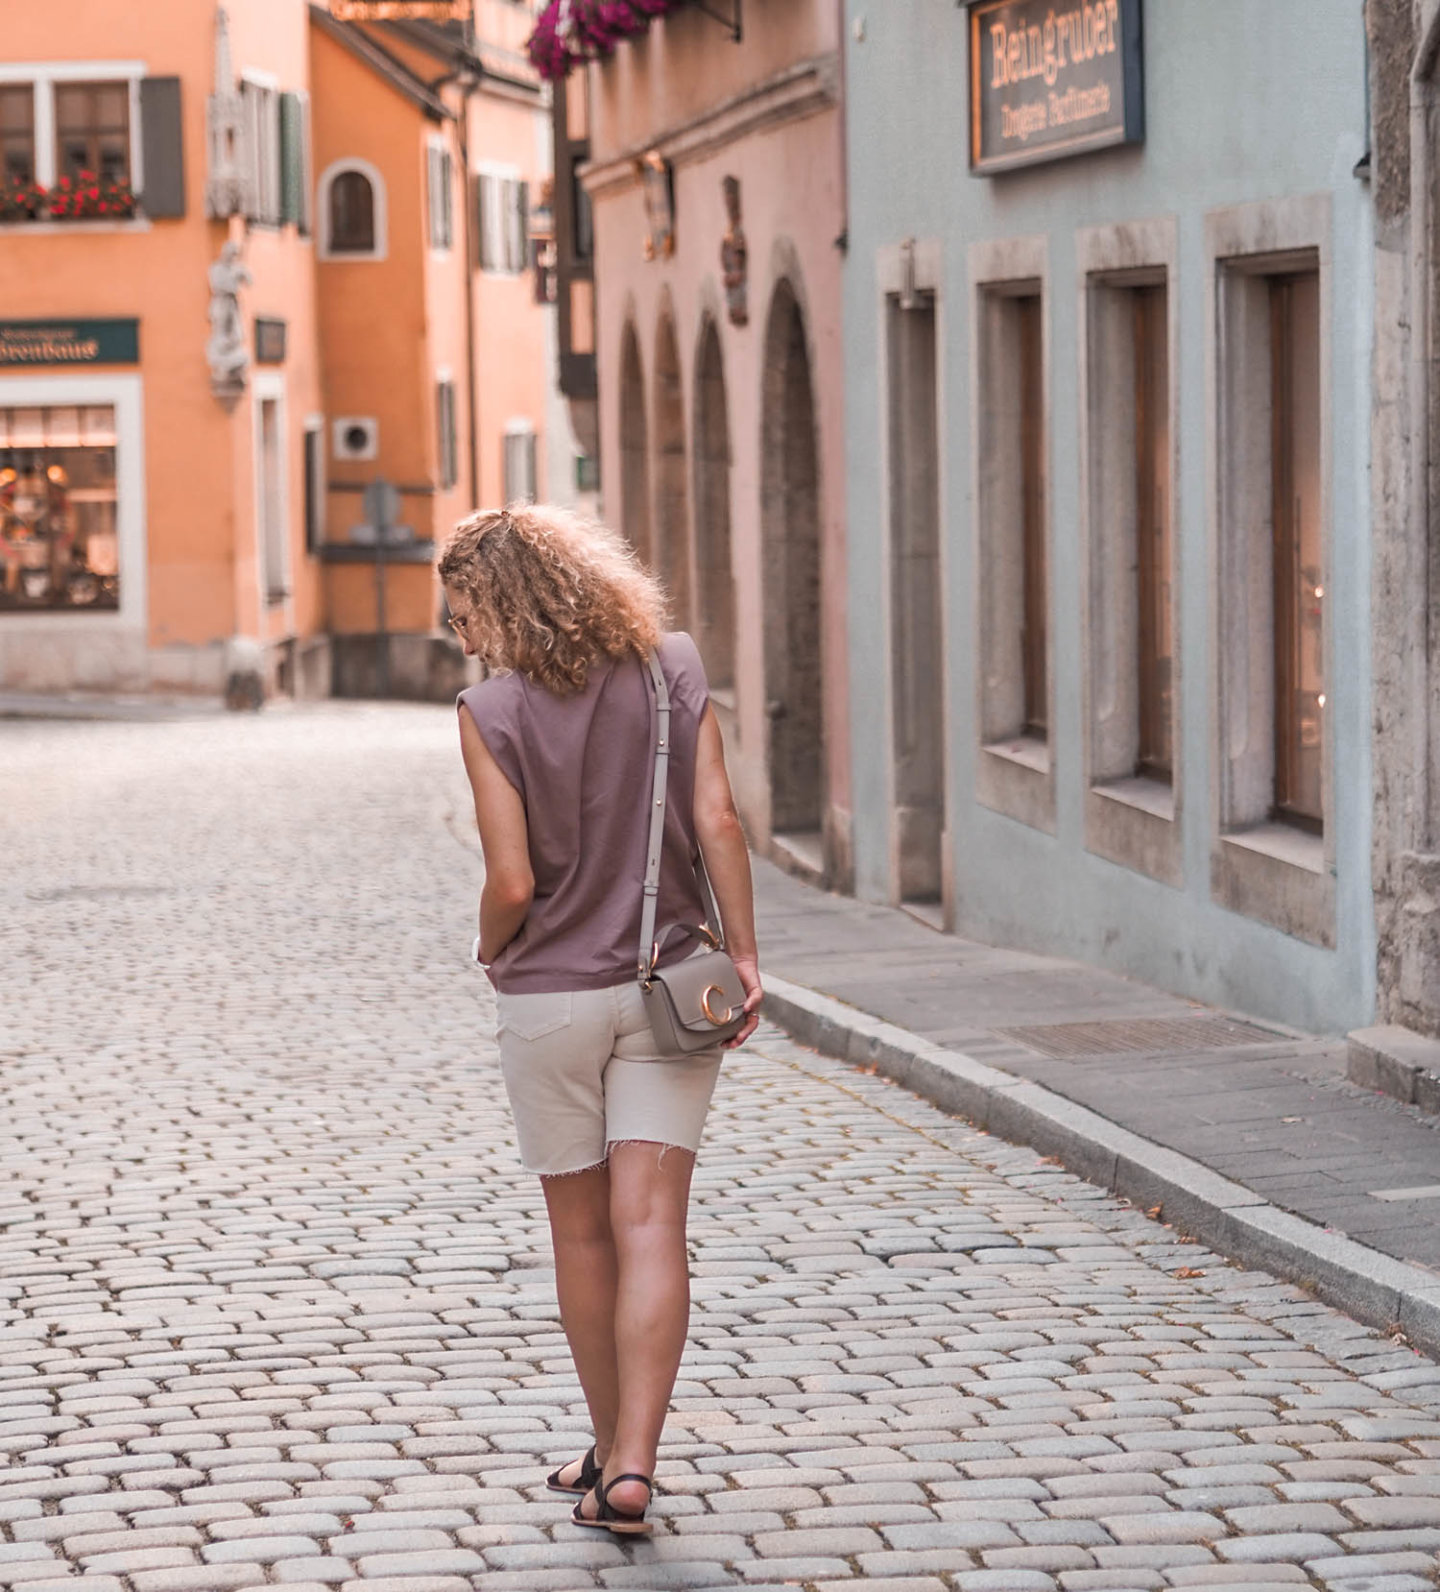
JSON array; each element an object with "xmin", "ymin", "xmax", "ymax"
[{"xmin": 6, "ymin": 704, "xmax": 1440, "ymax": 1592}]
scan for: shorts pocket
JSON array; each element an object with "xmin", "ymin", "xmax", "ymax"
[{"xmin": 496, "ymin": 991, "xmax": 573, "ymax": 1042}]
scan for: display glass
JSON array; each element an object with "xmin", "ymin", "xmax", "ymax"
[{"xmin": 0, "ymin": 405, "xmax": 119, "ymax": 612}]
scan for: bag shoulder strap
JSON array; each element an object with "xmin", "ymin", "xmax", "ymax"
[{"xmin": 639, "ymin": 647, "xmax": 723, "ymax": 979}]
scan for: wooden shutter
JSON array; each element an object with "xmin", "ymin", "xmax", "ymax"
[
  {"xmin": 139, "ymin": 76, "xmax": 184, "ymax": 218},
  {"xmin": 512, "ymin": 178, "xmax": 529, "ymax": 273},
  {"xmin": 280, "ymin": 92, "xmax": 303, "ymax": 226}
]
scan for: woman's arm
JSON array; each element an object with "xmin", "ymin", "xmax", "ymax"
[
  {"xmin": 458, "ymin": 706, "xmax": 534, "ymax": 966},
  {"xmin": 692, "ymin": 705, "xmax": 761, "ymax": 1048}
]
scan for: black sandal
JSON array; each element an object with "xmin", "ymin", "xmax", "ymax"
[
  {"xmin": 571, "ymin": 1471, "xmax": 654, "ymax": 1536},
  {"xmin": 546, "ymin": 1443, "xmax": 601, "ymax": 1496}
]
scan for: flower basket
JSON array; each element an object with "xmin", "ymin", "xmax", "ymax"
[
  {"xmin": 526, "ymin": 0, "xmax": 686, "ymax": 80},
  {"xmin": 0, "ymin": 175, "xmax": 45, "ymax": 221},
  {"xmin": 45, "ymin": 170, "xmax": 138, "ymax": 221}
]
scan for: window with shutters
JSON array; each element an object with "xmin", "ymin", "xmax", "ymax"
[
  {"xmin": 476, "ymin": 169, "xmax": 527, "ymax": 274},
  {"xmin": 436, "ymin": 378, "xmax": 457, "ymax": 491},
  {"xmin": 503, "ymin": 420, "xmax": 537, "ymax": 504},
  {"xmin": 427, "ymin": 138, "xmax": 453, "ymax": 251},
  {"xmin": 241, "ymin": 78, "xmax": 281, "ymax": 226},
  {"xmin": 279, "ymin": 92, "xmax": 310, "ymax": 234},
  {"xmin": 318, "ymin": 159, "xmax": 385, "ymax": 260}
]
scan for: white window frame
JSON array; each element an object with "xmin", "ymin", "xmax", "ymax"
[
  {"xmin": 252, "ymin": 370, "xmax": 291, "ymax": 614},
  {"xmin": 316, "ymin": 156, "xmax": 387, "ymax": 261},
  {"xmin": 426, "ymin": 133, "xmax": 453, "ymax": 254},
  {"xmin": 475, "ymin": 161, "xmax": 524, "ymax": 275},
  {"xmin": 968, "ymin": 232, "xmax": 1055, "ymax": 836},
  {"xmin": 1076, "ymin": 215, "xmax": 1183, "ymax": 889},
  {"xmin": 0, "ymin": 371, "xmax": 147, "ymax": 633},
  {"xmin": 1206, "ymin": 193, "xmax": 1334, "ymax": 948},
  {"xmin": 0, "ymin": 60, "xmax": 146, "ymax": 197}
]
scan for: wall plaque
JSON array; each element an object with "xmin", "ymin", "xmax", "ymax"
[
  {"xmin": 255, "ymin": 317, "xmax": 287, "ymax": 364},
  {"xmin": 967, "ymin": 0, "xmax": 1143, "ymax": 175},
  {"xmin": 0, "ymin": 318, "xmax": 140, "ymax": 366}
]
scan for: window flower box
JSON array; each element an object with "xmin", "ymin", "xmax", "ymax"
[{"xmin": 0, "ymin": 170, "xmax": 137, "ymax": 222}]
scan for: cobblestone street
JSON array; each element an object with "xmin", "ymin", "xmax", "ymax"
[{"xmin": 9, "ymin": 704, "xmax": 1440, "ymax": 1592}]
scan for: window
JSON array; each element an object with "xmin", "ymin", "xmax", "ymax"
[
  {"xmin": 303, "ymin": 419, "xmax": 324, "ymax": 554},
  {"xmin": 1, "ymin": 86, "xmax": 34, "ymax": 182},
  {"xmin": 477, "ymin": 171, "xmax": 527, "ymax": 273},
  {"xmin": 54, "ymin": 81, "xmax": 130, "ymax": 184},
  {"xmin": 256, "ymin": 393, "xmax": 287, "ymax": 603},
  {"xmin": 0, "ymin": 405, "xmax": 119, "ymax": 613},
  {"xmin": 427, "ymin": 140, "xmax": 453, "ymax": 251},
  {"xmin": 436, "ymin": 378, "xmax": 457, "ymax": 491},
  {"xmin": 1209, "ymin": 194, "xmax": 1333, "ymax": 946},
  {"xmin": 1017, "ymin": 292, "xmax": 1046, "ymax": 738},
  {"xmin": 1270, "ymin": 270, "xmax": 1324, "ymax": 833},
  {"xmin": 972, "ymin": 235, "xmax": 1053, "ymax": 832},
  {"xmin": 241, "ymin": 79, "xmax": 280, "ymax": 225},
  {"xmin": 1133, "ymin": 284, "xmax": 1172, "ymax": 781},
  {"xmin": 319, "ymin": 160, "xmax": 385, "ymax": 259},
  {"xmin": 503, "ymin": 420, "xmax": 536, "ymax": 504}
]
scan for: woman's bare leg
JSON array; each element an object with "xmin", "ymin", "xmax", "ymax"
[
  {"xmin": 541, "ymin": 1164, "xmax": 619, "ymax": 1478},
  {"xmin": 575, "ymin": 1140, "xmax": 695, "ymax": 1520}
]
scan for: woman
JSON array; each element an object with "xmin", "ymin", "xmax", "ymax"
[{"xmin": 439, "ymin": 504, "xmax": 763, "ymax": 1538}]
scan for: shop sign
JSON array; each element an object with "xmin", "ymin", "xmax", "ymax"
[
  {"xmin": 328, "ymin": 1, "xmax": 470, "ymax": 18},
  {"xmin": 0, "ymin": 318, "xmax": 139, "ymax": 366},
  {"xmin": 967, "ymin": 0, "xmax": 1144, "ymax": 175},
  {"xmin": 255, "ymin": 317, "xmax": 287, "ymax": 365}
]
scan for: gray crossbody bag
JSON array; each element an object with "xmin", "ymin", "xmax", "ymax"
[{"xmin": 637, "ymin": 648, "xmax": 746, "ymax": 1055}]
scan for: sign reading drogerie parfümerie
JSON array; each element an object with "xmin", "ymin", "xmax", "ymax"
[
  {"xmin": 967, "ymin": 0, "xmax": 1144, "ymax": 175},
  {"xmin": 0, "ymin": 318, "xmax": 139, "ymax": 366},
  {"xmin": 328, "ymin": 1, "xmax": 470, "ymax": 18}
]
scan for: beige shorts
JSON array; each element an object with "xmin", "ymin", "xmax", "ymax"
[{"xmin": 495, "ymin": 978, "xmax": 723, "ymax": 1176}]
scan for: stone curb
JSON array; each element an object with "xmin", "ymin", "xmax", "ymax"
[
  {"xmin": 763, "ymin": 975, "xmax": 1440, "ymax": 1357},
  {"xmin": 1348, "ymin": 1023, "xmax": 1440, "ymax": 1114}
]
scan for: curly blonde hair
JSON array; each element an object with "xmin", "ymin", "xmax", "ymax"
[{"xmin": 437, "ymin": 503, "xmax": 667, "ymax": 694}]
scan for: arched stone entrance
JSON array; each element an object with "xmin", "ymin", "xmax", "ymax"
[
  {"xmin": 760, "ymin": 279, "xmax": 824, "ymax": 843},
  {"xmin": 692, "ymin": 316, "xmax": 735, "ymax": 691},
  {"xmin": 618, "ymin": 322, "xmax": 650, "ymax": 562},
  {"xmin": 652, "ymin": 313, "xmax": 691, "ymax": 623}
]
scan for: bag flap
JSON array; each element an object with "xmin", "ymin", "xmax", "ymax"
[{"xmin": 652, "ymin": 951, "xmax": 745, "ymax": 1033}]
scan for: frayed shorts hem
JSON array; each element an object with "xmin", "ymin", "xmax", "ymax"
[{"xmin": 528, "ymin": 1138, "xmax": 692, "ymax": 1179}]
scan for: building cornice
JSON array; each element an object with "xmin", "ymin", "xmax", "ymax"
[{"xmin": 579, "ymin": 51, "xmax": 839, "ymax": 198}]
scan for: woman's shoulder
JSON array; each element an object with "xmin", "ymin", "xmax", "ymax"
[
  {"xmin": 657, "ymin": 631, "xmax": 709, "ymax": 708},
  {"xmin": 457, "ymin": 670, "xmax": 523, "ymax": 729}
]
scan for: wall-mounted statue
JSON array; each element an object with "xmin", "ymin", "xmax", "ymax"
[
  {"xmin": 206, "ymin": 239, "xmax": 252, "ymax": 404},
  {"xmin": 720, "ymin": 175, "xmax": 747, "ymax": 327}
]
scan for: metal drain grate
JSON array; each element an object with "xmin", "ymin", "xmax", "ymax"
[{"xmin": 995, "ymin": 1014, "xmax": 1281, "ymax": 1058}]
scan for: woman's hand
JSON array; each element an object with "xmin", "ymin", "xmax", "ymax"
[{"xmin": 725, "ymin": 955, "xmax": 762, "ymax": 1049}]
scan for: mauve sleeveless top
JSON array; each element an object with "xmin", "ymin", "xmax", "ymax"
[{"xmin": 457, "ymin": 631, "xmax": 711, "ymax": 995}]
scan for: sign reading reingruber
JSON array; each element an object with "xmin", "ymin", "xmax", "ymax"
[
  {"xmin": 967, "ymin": 0, "xmax": 1144, "ymax": 176},
  {"xmin": 0, "ymin": 318, "xmax": 139, "ymax": 366}
]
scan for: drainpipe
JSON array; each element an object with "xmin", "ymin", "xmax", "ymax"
[
  {"xmin": 1410, "ymin": 0, "xmax": 1440, "ymax": 848},
  {"xmin": 834, "ymin": 0, "xmax": 848, "ymax": 254}
]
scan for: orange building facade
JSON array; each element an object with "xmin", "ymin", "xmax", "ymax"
[{"xmin": 0, "ymin": 0, "xmax": 553, "ymax": 700}]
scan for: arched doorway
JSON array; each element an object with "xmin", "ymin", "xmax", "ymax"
[
  {"xmin": 618, "ymin": 323, "xmax": 650, "ymax": 562},
  {"xmin": 760, "ymin": 280, "xmax": 824, "ymax": 840},
  {"xmin": 652, "ymin": 313, "xmax": 691, "ymax": 624},
  {"xmin": 692, "ymin": 316, "xmax": 735, "ymax": 691}
]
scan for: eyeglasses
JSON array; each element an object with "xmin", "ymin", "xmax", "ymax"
[{"xmin": 447, "ymin": 613, "xmax": 470, "ymax": 638}]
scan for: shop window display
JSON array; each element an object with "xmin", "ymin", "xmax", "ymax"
[{"xmin": 0, "ymin": 406, "xmax": 119, "ymax": 612}]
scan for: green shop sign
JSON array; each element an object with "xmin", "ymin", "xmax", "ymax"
[
  {"xmin": 0, "ymin": 318, "xmax": 140, "ymax": 366},
  {"xmin": 967, "ymin": 0, "xmax": 1144, "ymax": 175}
]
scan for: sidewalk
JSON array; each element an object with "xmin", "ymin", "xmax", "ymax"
[{"xmin": 752, "ymin": 857, "xmax": 1440, "ymax": 1289}]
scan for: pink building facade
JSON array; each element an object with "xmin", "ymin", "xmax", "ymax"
[{"xmin": 577, "ymin": 1, "xmax": 852, "ymax": 887}]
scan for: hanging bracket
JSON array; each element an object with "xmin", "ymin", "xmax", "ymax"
[{"xmin": 691, "ymin": 0, "xmax": 741, "ymax": 44}]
